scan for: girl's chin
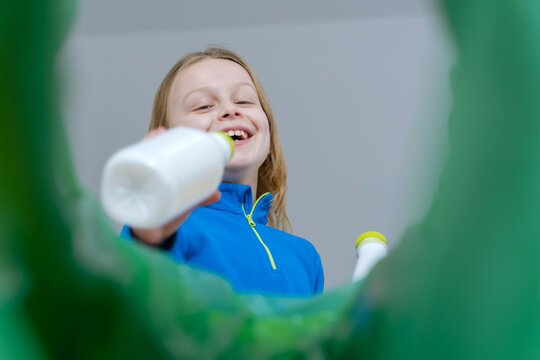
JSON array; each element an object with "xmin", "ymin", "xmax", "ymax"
[{"xmin": 225, "ymin": 156, "xmax": 261, "ymax": 170}]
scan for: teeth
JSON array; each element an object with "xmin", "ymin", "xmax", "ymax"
[{"xmin": 226, "ymin": 129, "xmax": 248, "ymax": 140}]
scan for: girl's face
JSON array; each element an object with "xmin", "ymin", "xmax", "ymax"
[{"xmin": 168, "ymin": 58, "xmax": 270, "ymax": 183}]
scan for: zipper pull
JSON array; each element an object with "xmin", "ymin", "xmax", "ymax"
[{"xmin": 246, "ymin": 214, "xmax": 256, "ymax": 227}]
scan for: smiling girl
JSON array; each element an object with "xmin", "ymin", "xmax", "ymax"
[{"xmin": 121, "ymin": 47, "xmax": 323, "ymax": 297}]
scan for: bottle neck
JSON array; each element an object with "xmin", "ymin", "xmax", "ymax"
[{"xmin": 210, "ymin": 132, "xmax": 234, "ymax": 163}]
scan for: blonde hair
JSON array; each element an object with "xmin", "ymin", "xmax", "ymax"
[{"xmin": 149, "ymin": 47, "xmax": 292, "ymax": 232}]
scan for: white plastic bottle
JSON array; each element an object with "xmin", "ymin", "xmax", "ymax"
[
  {"xmin": 352, "ymin": 231, "xmax": 389, "ymax": 281},
  {"xmin": 101, "ymin": 127, "xmax": 234, "ymax": 228}
]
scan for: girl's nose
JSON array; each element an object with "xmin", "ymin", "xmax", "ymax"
[{"xmin": 219, "ymin": 103, "xmax": 241, "ymax": 120}]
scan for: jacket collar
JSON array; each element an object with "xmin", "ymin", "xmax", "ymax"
[{"xmin": 206, "ymin": 182, "xmax": 273, "ymax": 225}]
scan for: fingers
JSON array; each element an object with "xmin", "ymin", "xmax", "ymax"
[
  {"xmin": 172, "ymin": 190, "xmax": 221, "ymax": 225},
  {"xmin": 166, "ymin": 191, "xmax": 221, "ymax": 230},
  {"xmin": 144, "ymin": 126, "xmax": 167, "ymax": 140},
  {"xmin": 200, "ymin": 190, "xmax": 221, "ymax": 207},
  {"xmin": 131, "ymin": 227, "xmax": 167, "ymax": 246}
]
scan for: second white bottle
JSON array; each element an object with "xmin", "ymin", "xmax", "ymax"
[
  {"xmin": 101, "ymin": 127, "xmax": 234, "ymax": 229},
  {"xmin": 352, "ymin": 231, "xmax": 389, "ymax": 282}
]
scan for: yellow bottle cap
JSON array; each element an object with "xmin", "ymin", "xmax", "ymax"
[{"xmin": 355, "ymin": 231, "xmax": 387, "ymax": 249}]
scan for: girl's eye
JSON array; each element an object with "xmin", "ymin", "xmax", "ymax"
[
  {"xmin": 195, "ymin": 105, "xmax": 212, "ymax": 111},
  {"xmin": 236, "ymin": 101, "xmax": 251, "ymax": 105}
]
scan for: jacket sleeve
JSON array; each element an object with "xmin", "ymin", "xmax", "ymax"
[
  {"xmin": 119, "ymin": 225, "xmax": 187, "ymax": 262},
  {"xmin": 313, "ymin": 249, "xmax": 325, "ymax": 294}
]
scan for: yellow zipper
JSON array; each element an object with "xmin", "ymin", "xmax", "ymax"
[{"xmin": 241, "ymin": 192, "xmax": 277, "ymax": 270}]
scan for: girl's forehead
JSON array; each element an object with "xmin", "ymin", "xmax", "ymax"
[{"xmin": 173, "ymin": 58, "xmax": 254, "ymax": 93}]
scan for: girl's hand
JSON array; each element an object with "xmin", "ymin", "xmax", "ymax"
[
  {"xmin": 130, "ymin": 126, "xmax": 221, "ymax": 246},
  {"xmin": 144, "ymin": 126, "xmax": 167, "ymax": 140}
]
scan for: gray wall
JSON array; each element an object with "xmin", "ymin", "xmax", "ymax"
[{"xmin": 61, "ymin": 3, "xmax": 453, "ymax": 290}]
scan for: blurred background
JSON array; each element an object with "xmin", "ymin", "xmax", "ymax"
[{"xmin": 60, "ymin": 0, "xmax": 454, "ymax": 290}]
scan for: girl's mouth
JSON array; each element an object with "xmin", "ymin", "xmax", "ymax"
[{"xmin": 225, "ymin": 129, "xmax": 252, "ymax": 145}]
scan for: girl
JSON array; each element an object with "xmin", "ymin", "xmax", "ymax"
[{"xmin": 121, "ymin": 47, "xmax": 323, "ymax": 297}]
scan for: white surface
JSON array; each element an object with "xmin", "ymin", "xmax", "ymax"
[
  {"xmin": 61, "ymin": 5, "xmax": 454, "ymax": 290},
  {"xmin": 101, "ymin": 127, "xmax": 230, "ymax": 228},
  {"xmin": 353, "ymin": 240, "xmax": 389, "ymax": 281}
]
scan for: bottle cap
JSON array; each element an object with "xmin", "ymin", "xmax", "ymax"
[
  {"xmin": 355, "ymin": 231, "xmax": 387, "ymax": 249},
  {"xmin": 214, "ymin": 131, "xmax": 235, "ymax": 160}
]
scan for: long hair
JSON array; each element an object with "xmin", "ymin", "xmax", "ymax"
[{"xmin": 149, "ymin": 47, "xmax": 292, "ymax": 232}]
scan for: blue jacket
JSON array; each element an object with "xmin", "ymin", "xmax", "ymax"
[{"xmin": 122, "ymin": 182, "xmax": 324, "ymax": 297}]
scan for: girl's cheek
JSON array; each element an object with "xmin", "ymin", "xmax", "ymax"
[{"xmin": 185, "ymin": 114, "xmax": 212, "ymax": 130}]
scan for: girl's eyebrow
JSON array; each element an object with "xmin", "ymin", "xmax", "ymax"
[
  {"xmin": 234, "ymin": 81, "xmax": 257, "ymax": 94},
  {"xmin": 182, "ymin": 82, "xmax": 257, "ymax": 102},
  {"xmin": 182, "ymin": 87, "xmax": 213, "ymax": 103},
  {"xmin": 182, "ymin": 81, "xmax": 257, "ymax": 102},
  {"xmin": 234, "ymin": 82, "xmax": 256, "ymax": 92}
]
